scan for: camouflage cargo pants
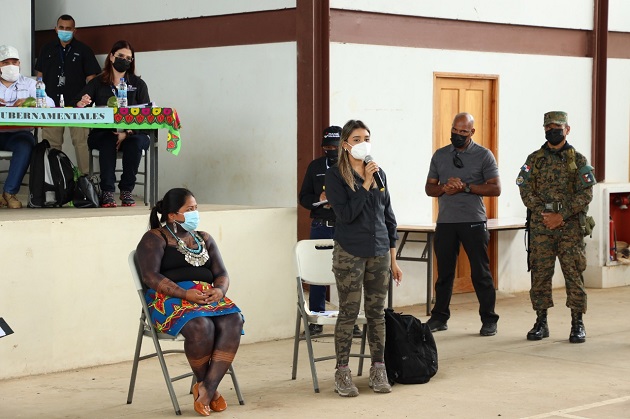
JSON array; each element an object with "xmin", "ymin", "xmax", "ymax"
[
  {"xmin": 332, "ymin": 241, "xmax": 390, "ymax": 366},
  {"xmin": 530, "ymin": 229, "xmax": 587, "ymax": 313}
]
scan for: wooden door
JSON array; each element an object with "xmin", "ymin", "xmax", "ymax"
[{"xmin": 432, "ymin": 74, "xmax": 499, "ymax": 293}]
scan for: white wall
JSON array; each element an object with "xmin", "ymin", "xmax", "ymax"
[
  {"xmin": 609, "ymin": 0, "xmax": 630, "ymax": 32},
  {"xmin": 0, "ymin": 0, "xmax": 33, "ymax": 75},
  {"xmin": 34, "ymin": 0, "xmax": 296, "ymax": 29},
  {"xmin": 0, "ymin": 206, "xmax": 296, "ymax": 379},
  {"xmin": 134, "ymin": 43, "xmax": 298, "ymax": 207},
  {"xmin": 331, "ymin": 0, "xmax": 594, "ymax": 30},
  {"xmin": 606, "ymin": 58, "xmax": 630, "ymax": 183}
]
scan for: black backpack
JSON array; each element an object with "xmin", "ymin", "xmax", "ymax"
[
  {"xmin": 28, "ymin": 140, "xmax": 77, "ymax": 208},
  {"xmin": 384, "ymin": 308, "xmax": 438, "ymax": 384}
]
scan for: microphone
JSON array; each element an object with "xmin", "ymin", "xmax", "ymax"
[{"xmin": 364, "ymin": 155, "xmax": 385, "ymax": 191}]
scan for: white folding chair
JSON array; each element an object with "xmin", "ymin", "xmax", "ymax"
[
  {"xmin": 127, "ymin": 250, "xmax": 245, "ymax": 415},
  {"xmin": 291, "ymin": 239, "xmax": 369, "ymax": 393}
]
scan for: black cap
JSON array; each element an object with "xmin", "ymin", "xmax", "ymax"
[{"xmin": 321, "ymin": 126, "xmax": 342, "ymax": 147}]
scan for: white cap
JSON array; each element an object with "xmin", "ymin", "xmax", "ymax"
[{"xmin": 0, "ymin": 45, "xmax": 19, "ymax": 61}]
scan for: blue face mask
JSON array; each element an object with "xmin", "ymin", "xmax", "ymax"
[
  {"xmin": 57, "ymin": 30, "xmax": 73, "ymax": 43},
  {"xmin": 176, "ymin": 210, "xmax": 200, "ymax": 232}
]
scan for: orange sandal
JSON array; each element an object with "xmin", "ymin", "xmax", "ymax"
[
  {"xmin": 210, "ymin": 394, "xmax": 227, "ymax": 412},
  {"xmin": 192, "ymin": 383, "xmax": 211, "ymax": 416}
]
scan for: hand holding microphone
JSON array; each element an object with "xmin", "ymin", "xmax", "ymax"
[{"xmin": 364, "ymin": 155, "xmax": 385, "ymax": 191}]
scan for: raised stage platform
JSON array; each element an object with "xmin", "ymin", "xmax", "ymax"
[{"xmin": 0, "ymin": 203, "xmax": 296, "ymax": 379}]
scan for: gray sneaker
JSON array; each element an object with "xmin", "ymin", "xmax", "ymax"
[
  {"xmin": 334, "ymin": 367, "xmax": 359, "ymax": 397},
  {"xmin": 368, "ymin": 363, "xmax": 392, "ymax": 393}
]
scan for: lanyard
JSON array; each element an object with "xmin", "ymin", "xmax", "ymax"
[{"xmin": 57, "ymin": 44, "xmax": 72, "ymax": 77}]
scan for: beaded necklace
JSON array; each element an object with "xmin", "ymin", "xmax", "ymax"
[{"xmin": 164, "ymin": 224, "xmax": 209, "ymax": 267}]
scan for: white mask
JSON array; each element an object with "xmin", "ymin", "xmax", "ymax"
[
  {"xmin": 349, "ymin": 141, "xmax": 371, "ymax": 161},
  {"xmin": 0, "ymin": 65, "xmax": 19, "ymax": 83}
]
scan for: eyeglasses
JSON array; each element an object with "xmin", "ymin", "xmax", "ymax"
[
  {"xmin": 453, "ymin": 154, "xmax": 464, "ymax": 168},
  {"xmin": 451, "ymin": 127, "xmax": 472, "ymax": 136},
  {"xmin": 114, "ymin": 53, "xmax": 133, "ymax": 63}
]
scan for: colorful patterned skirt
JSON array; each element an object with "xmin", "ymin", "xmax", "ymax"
[{"xmin": 144, "ymin": 280, "xmax": 242, "ymax": 336}]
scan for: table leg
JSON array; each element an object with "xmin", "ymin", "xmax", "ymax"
[{"xmin": 149, "ymin": 132, "xmax": 158, "ymax": 206}]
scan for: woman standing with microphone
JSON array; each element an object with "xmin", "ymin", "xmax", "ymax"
[{"xmin": 325, "ymin": 119, "xmax": 403, "ymax": 397}]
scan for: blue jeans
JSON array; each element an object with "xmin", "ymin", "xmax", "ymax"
[
  {"xmin": 309, "ymin": 219, "xmax": 335, "ymax": 312},
  {"xmin": 88, "ymin": 129, "xmax": 150, "ymax": 193},
  {"xmin": 0, "ymin": 130, "xmax": 36, "ymax": 194}
]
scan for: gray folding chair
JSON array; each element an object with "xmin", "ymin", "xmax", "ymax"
[
  {"xmin": 291, "ymin": 239, "xmax": 369, "ymax": 393},
  {"xmin": 127, "ymin": 250, "xmax": 244, "ymax": 415}
]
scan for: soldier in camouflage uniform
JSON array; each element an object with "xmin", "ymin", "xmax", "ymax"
[
  {"xmin": 516, "ymin": 111, "xmax": 596, "ymax": 344},
  {"xmin": 325, "ymin": 119, "xmax": 403, "ymax": 397}
]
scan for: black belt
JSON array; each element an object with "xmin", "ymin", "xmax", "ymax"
[{"xmin": 312, "ymin": 218, "xmax": 335, "ymax": 227}]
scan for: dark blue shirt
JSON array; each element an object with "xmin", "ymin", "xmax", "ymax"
[{"xmin": 325, "ymin": 166, "xmax": 398, "ymax": 258}]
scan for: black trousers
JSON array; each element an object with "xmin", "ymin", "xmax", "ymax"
[
  {"xmin": 431, "ymin": 222, "xmax": 499, "ymax": 324},
  {"xmin": 88, "ymin": 129, "xmax": 150, "ymax": 193}
]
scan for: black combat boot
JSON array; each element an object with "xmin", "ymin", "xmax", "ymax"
[
  {"xmin": 569, "ymin": 310, "xmax": 586, "ymax": 343},
  {"xmin": 526, "ymin": 309, "xmax": 549, "ymax": 341}
]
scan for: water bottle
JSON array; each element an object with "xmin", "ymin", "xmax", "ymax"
[
  {"xmin": 36, "ymin": 77, "xmax": 46, "ymax": 108},
  {"xmin": 59, "ymin": 94, "xmax": 65, "ymax": 108},
  {"xmin": 117, "ymin": 77, "xmax": 128, "ymax": 107}
]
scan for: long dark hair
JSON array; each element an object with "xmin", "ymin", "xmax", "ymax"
[
  {"xmin": 149, "ymin": 188, "xmax": 194, "ymax": 229},
  {"xmin": 100, "ymin": 39, "xmax": 136, "ymax": 84},
  {"xmin": 338, "ymin": 119, "xmax": 371, "ymax": 191}
]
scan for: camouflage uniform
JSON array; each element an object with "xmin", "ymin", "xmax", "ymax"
[
  {"xmin": 516, "ymin": 125, "xmax": 595, "ymax": 313},
  {"xmin": 332, "ymin": 242, "xmax": 390, "ymax": 366}
]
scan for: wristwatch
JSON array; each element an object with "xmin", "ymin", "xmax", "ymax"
[{"xmin": 464, "ymin": 183, "xmax": 471, "ymax": 193}]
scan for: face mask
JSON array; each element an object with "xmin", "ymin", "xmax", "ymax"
[
  {"xmin": 324, "ymin": 149, "xmax": 338, "ymax": 163},
  {"xmin": 57, "ymin": 30, "xmax": 73, "ymax": 43},
  {"xmin": 545, "ymin": 128, "xmax": 565, "ymax": 146},
  {"xmin": 450, "ymin": 133, "xmax": 468, "ymax": 149},
  {"xmin": 112, "ymin": 57, "xmax": 131, "ymax": 72},
  {"xmin": 0, "ymin": 65, "xmax": 19, "ymax": 83},
  {"xmin": 176, "ymin": 210, "xmax": 200, "ymax": 232},
  {"xmin": 349, "ymin": 141, "xmax": 371, "ymax": 161}
]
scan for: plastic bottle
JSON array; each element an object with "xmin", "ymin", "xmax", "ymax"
[
  {"xmin": 35, "ymin": 77, "xmax": 46, "ymax": 108},
  {"xmin": 117, "ymin": 77, "xmax": 128, "ymax": 107},
  {"xmin": 59, "ymin": 94, "xmax": 65, "ymax": 108}
]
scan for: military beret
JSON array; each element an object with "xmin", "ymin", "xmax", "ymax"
[{"xmin": 543, "ymin": 111, "xmax": 568, "ymax": 126}]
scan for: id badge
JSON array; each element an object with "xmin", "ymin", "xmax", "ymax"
[{"xmin": 58, "ymin": 75, "xmax": 66, "ymax": 86}]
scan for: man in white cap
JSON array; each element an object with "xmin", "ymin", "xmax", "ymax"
[{"xmin": 0, "ymin": 45, "xmax": 54, "ymax": 208}]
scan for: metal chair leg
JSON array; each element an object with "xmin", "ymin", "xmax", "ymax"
[
  {"xmin": 291, "ymin": 309, "xmax": 302, "ymax": 380},
  {"xmin": 148, "ymin": 330, "xmax": 183, "ymax": 415},
  {"xmin": 126, "ymin": 312, "xmax": 146, "ymax": 404},
  {"xmin": 227, "ymin": 365, "xmax": 245, "ymax": 405}
]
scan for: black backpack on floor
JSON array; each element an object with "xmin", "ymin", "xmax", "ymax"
[
  {"xmin": 384, "ymin": 308, "xmax": 438, "ymax": 384},
  {"xmin": 28, "ymin": 140, "xmax": 77, "ymax": 208}
]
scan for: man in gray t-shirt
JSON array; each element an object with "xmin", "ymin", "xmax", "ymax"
[{"xmin": 425, "ymin": 112, "xmax": 502, "ymax": 337}]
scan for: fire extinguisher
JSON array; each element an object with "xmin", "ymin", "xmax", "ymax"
[{"xmin": 609, "ymin": 216, "xmax": 617, "ymax": 261}]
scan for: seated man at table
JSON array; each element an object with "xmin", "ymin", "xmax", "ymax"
[{"xmin": 0, "ymin": 45, "xmax": 54, "ymax": 209}]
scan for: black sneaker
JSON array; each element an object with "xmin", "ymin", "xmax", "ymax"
[
  {"xmin": 480, "ymin": 322, "xmax": 498, "ymax": 336},
  {"xmin": 120, "ymin": 190, "xmax": 136, "ymax": 207},
  {"xmin": 427, "ymin": 318, "xmax": 448, "ymax": 332},
  {"xmin": 307, "ymin": 324, "xmax": 323, "ymax": 336},
  {"xmin": 100, "ymin": 191, "xmax": 117, "ymax": 208},
  {"xmin": 352, "ymin": 325, "xmax": 363, "ymax": 338}
]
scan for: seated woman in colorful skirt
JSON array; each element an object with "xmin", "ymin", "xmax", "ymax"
[{"xmin": 136, "ymin": 188, "xmax": 243, "ymax": 417}]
